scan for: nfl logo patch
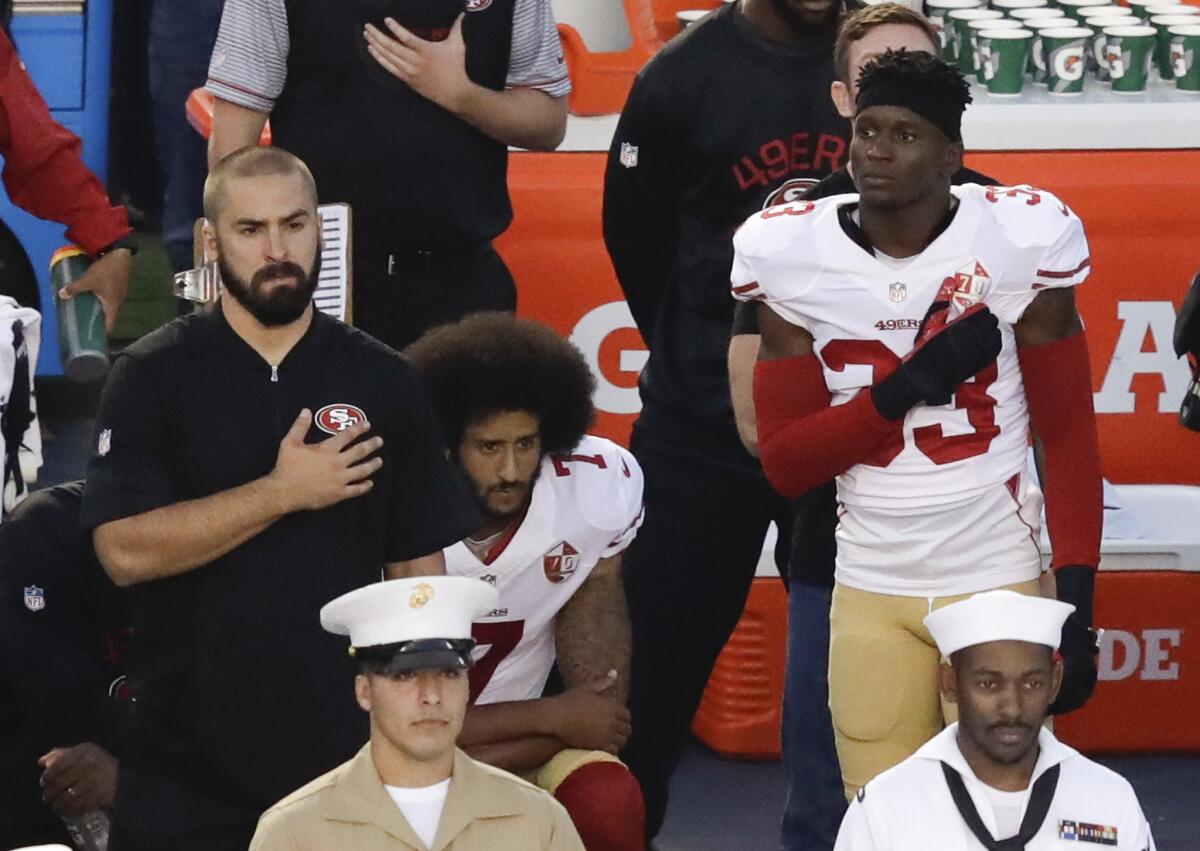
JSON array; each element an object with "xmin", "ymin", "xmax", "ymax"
[
  {"xmin": 23, "ymin": 586, "xmax": 45, "ymax": 612},
  {"xmin": 619, "ymin": 142, "xmax": 639, "ymax": 169},
  {"xmin": 889, "ymin": 282, "xmax": 907, "ymax": 303},
  {"xmin": 98, "ymin": 428, "xmax": 112, "ymax": 457},
  {"xmin": 544, "ymin": 542, "xmax": 581, "ymax": 584}
]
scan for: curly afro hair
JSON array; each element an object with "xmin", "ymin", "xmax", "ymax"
[{"xmin": 405, "ymin": 312, "xmax": 596, "ymax": 455}]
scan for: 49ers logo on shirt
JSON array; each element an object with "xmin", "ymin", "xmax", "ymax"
[
  {"xmin": 466, "ymin": 0, "xmax": 492, "ymax": 11},
  {"xmin": 315, "ymin": 403, "xmax": 367, "ymax": 435},
  {"xmin": 762, "ymin": 178, "xmax": 821, "ymax": 209},
  {"xmin": 543, "ymin": 541, "xmax": 581, "ymax": 584}
]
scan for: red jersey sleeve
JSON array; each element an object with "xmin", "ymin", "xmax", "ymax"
[{"xmin": 0, "ymin": 31, "xmax": 131, "ymax": 255}]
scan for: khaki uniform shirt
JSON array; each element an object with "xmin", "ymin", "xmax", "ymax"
[{"xmin": 249, "ymin": 745, "xmax": 584, "ymax": 851}]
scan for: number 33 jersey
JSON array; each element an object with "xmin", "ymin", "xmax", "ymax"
[
  {"xmin": 444, "ymin": 435, "xmax": 645, "ymax": 705},
  {"xmin": 731, "ymin": 185, "xmax": 1091, "ymax": 594}
]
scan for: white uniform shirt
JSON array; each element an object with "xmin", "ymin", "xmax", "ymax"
[
  {"xmin": 731, "ymin": 185, "xmax": 1091, "ymax": 595},
  {"xmin": 834, "ymin": 724, "xmax": 1157, "ymax": 851},
  {"xmin": 445, "ymin": 436, "xmax": 644, "ymax": 705}
]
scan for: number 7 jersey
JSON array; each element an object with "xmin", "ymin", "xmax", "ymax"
[
  {"xmin": 731, "ymin": 183, "xmax": 1091, "ymax": 511},
  {"xmin": 443, "ymin": 435, "xmax": 645, "ymax": 706}
]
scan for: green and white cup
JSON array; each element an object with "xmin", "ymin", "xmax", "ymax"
[
  {"xmin": 1170, "ymin": 23, "xmax": 1200, "ymax": 89},
  {"xmin": 1103, "ymin": 24, "xmax": 1157, "ymax": 90},
  {"xmin": 1027, "ymin": 17, "xmax": 1077, "ymax": 78},
  {"xmin": 1127, "ymin": 0, "xmax": 1172, "ymax": 15},
  {"xmin": 979, "ymin": 28, "xmax": 1035, "ymax": 92},
  {"xmin": 949, "ymin": 8, "xmax": 1006, "ymax": 72},
  {"xmin": 1042, "ymin": 26, "xmax": 1094, "ymax": 92},
  {"xmin": 1153, "ymin": 13, "xmax": 1200, "ymax": 77},
  {"xmin": 1011, "ymin": 6, "xmax": 1069, "ymax": 20},
  {"xmin": 969, "ymin": 18, "xmax": 1024, "ymax": 80},
  {"xmin": 1088, "ymin": 15, "xmax": 1142, "ymax": 78},
  {"xmin": 1079, "ymin": 5, "xmax": 1137, "ymax": 23},
  {"xmin": 1058, "ymin": 0, "xmax": 1113, "ymax": 21},
  {"xmin": 928, "ymin": 0, "xmax": 988, "ymax": 59}
]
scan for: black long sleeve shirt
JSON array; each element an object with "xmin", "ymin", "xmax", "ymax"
[{"xmin": 603, "ymin": 3, "xmax": 849, "ymax": 470}]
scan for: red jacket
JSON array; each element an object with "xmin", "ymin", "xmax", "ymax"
[{"xmin": 0, "ymin": 29, "xmax": 130, "ymax": 256}]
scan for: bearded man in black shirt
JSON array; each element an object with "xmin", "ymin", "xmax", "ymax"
[
  {"xmin": 602, "ymin": 0, "xmax": 850, "ymax": 840},
  {"xmin": 81, "ymin": 146, "xmax": 479, "ymax": 851}
]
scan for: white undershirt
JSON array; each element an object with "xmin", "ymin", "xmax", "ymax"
[
  {"xmin": 386, "ymin": 778, "xmax": 451, "ymax": 849},
  {"xmin": 980, "ymin": 783, "xmax": 1028, "ymax": 840}
]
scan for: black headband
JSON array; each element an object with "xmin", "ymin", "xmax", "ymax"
[{"xmin": 855, "ymin": 50, "xmax": 969, "ymax": 142}]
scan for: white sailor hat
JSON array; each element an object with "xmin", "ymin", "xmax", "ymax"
[
  {"xmin": 923, "ymin": 590, "xmax": 1075, "ymax": 658},
  {"xmin": 321, "ymin": 577, "xmax": 499, "ymax": 673}
]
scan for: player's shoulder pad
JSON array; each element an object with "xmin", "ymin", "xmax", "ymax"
[
  {"xmin": 733, "ymin": 192, "xmax": 852, "ymax": 263},
  {"xmin": 960, "ymin": 182, "xmax": 1083, "ymax": 250},
  {"xmin": 548, "ymin": 435, "xmax": 644, "ymax": 534}
]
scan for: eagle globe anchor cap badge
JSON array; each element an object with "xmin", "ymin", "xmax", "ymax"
[{"xmin": 320, "ymin": 576, "xmax": 499, "ymax": 673}]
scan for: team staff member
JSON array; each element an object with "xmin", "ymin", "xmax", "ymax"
[
  {"xmin": 0, "ymin": 27, "xmax": 134, "ymax": 329},
  {"xmin": 0, "ymin": 482, "xmax": 131, "ymax": 847},
  {"xmin": 723, "ymin": 9, "xmax": 1000, "ymax": 848},
  {"xmin": 250, "ymin": 576, "xmax": 585, "ymax": 850},
  {"xmin": 602, "ymin": 0, "xmax": 849, "ymax": 836},
  {"xmin": 406, "ymin": 314, "xmax": 646, "ymax": 850},
  {"xmin": 81, "ymin": 146, "xmax": 479, "ymax": 851},
  {"xmin": 733, "ymin": 52, "xmax": 1102, "ymax": 798},
  {"xmin": 835, "ymin": 591, "xmax": 1156, "ymax": 850},
  {"xmin": 205, "ymin": 0, "xmax": 569, "ymax": 351}
]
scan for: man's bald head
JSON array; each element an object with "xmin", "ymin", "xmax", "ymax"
[{"xmin": 203, "ymin": 146, "xmax": 318, "ymax": 225}]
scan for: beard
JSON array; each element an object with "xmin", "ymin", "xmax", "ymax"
[{"xmin": 218, "ymin": 249, "xmax": 321, "ymax": 327}]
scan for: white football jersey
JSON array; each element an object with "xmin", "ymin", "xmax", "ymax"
[
  {"xmin": 732, "ymin": 183, "xmax": 1090, "ymax": 511},
  {"xmin": 444, "ymin": 435, "xmax": 644, "ymax": 705}
]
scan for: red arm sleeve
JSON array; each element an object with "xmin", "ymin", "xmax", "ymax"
[
  {"xmin": 0, "ymin": 31, "xmax": 131, "ymax": 255},
  {"xmin": 754, "ymin": 354, "xmax": 902, "ymax": 498},
  {"xmin": 1017, "ymin": 330, "xmax": 1102, "ymax": 570}
]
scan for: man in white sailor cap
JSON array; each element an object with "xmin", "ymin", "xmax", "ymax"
[
  {"xmin": 248, "ymin": 576, "xmax": 584, "ymax": 851},
  {"xmin": 833, "ymin": 590, "xmax": 1156, "ymax": 851}
]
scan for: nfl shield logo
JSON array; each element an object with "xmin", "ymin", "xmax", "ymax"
[
  {"xmin": 23, "ymin": 586, "xmax": 45, "ymax": 612},
  {"xmin": 98, "ymin": 428, "xmax": 112, "ymax": 456},
  {"xmin": 619, "ymin": 142, "xmax": 639, "ymax": 169},
  {"xmin": 888, "ymin": 282, "xmax": 907, "ymax": 303},
  {"xmin": 544, "ymin": 542, "xmax": 581, "ymax": 584}
]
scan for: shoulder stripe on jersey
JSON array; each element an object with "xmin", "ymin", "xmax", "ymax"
[{"xmin": 1036, "ymin": 257, "xmax": 1090, "ymax": 279}]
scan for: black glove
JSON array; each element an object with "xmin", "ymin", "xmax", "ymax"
[
  {"xmin": 1050, "ymin": 564, "xmax": 1100, "ymax": 715},
  {"xmin": 871, "ymin": 306, "xmax": 1002, "ymax": 421}
]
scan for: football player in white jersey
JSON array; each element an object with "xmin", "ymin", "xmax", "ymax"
[
  {"xmin": 731, "ymin": 52, "xmax": 1103, "ymax": 799},
  {"xmin": 404, "ymin": 313, "xmax": 646, "ymax": 851}
]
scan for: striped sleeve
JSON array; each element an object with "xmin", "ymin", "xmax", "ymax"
[
  {"xmin": 506, "ymin": 0, "xmax": 571, "ymax": 97},
  {"xmin": 205, "ymin": 0, "xmax": 290, "ymax": 113}
]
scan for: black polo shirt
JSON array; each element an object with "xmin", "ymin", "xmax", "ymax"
[
  {"xmin": 80, "ymin": 307, "xmax": 480, "ymax": 821},
  {"xmin": 0, "ymin": 482, "xmax": 131, "ymax": 847}
]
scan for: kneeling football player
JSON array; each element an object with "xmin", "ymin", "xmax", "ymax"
[{"xmin": 403, "ymin": 314, "xmax": 646, "ymax": 851}]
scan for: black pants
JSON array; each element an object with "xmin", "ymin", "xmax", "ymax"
[
  {"xmin": 619, "ymin": 423, "xmax": 793, "ymax": 839},
  {"xmin": 351, "ymin": 242, "xmax": 517, "ymax": 352}
]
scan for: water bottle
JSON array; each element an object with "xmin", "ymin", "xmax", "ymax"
[
  {"xmin": 62, "ymin": 808, "xmax": 110, "ymax": 851},
  {"xmin": 50, "ymin": 246, "xmax": 110, "ymax": 383}
]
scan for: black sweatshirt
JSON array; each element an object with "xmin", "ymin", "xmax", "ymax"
[{"xmin": 603, "ymin": 2, "xmax": 849, "ymax": 470}]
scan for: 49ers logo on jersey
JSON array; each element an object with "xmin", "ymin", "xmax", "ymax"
[
  {"xmin": 466, "ymin": 0, "xmax": 492, "ymax": 10},
  {"xmin": 543, "ymin": 541, "xmax": 581, "ymax": 584},
  {"xmin": 315, "ymin": 403, "xmax": 367, "ymax": 435}
]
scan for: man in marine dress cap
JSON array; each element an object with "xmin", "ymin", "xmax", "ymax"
[
  {"xmin": 249, "ymin": 576, "xmax": 584, "ymax": 851},
  {"xmin": 833, "ymin": 590, "xmax": 1156, "ymax": 851}
]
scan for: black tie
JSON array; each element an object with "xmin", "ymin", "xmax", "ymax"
[{"xmin": 940, "ymin": 760, "xmax": 1061, "ymax": 851}]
